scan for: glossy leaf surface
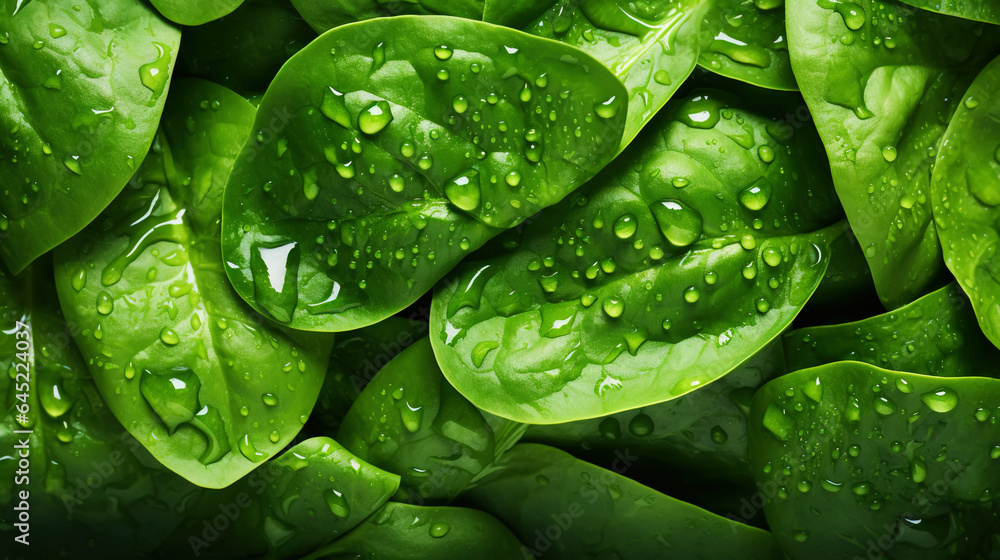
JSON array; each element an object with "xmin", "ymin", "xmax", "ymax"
[
  {"xmin": 785, "ymin": 283, "xmax": 1000, "ymax": 377},
  {"xmin": 465, "ymin": 443, "xmax": 782, "ymax": 559},
  {"xmin": 898, "ymin": 0, "xmax": 1000, "ymax": 24},
  {"xmin": 519, "ymin": 0, "xmax": 709, "ymax": 149},
  {"xmin": 337, "ymin": 338, "xmax": 496, "ymax": 503},
  {"xmin": 700, "ymin": 0, "xmax": 797, "ymax": 90},
  {"xmin": 431, "ymin": 90, "xmax": 843, "ymax": 424},
  {"xmin": 0, "ymin": 0, "xmax": 181, "ymax": 273},
  {"xmin": 221, "ymin": 16, "xmax": 627, "ymax": 332},
  {"xmin": 931, "ymin": 55, "xmax": 1000, "ymax": 349},
  {"xmin": 309, "ymin": 316, "xmax": 428, "ymax": 434},
  {"xmin": 55, "ymin": 79, "xmax": 333, "ymax": 488},
  {"xmin": 749, "ymin": 362, "xmax": 1000, "ymax": 559},
  {"xmin": 525, "ymin": 341, "xmax": 785, "ymax": 484},
  {"xmin": 787, "ymin": 0, "xmax": 1000, "ymax": 308}
]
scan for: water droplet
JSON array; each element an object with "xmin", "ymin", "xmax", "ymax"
[
  {"xmin": 444, "ymin": 170, "xmax": 481, "ymax": 212},
  {"xmin": 595, "ymin": 96, "xmax": 620, "ymax": 118},
  {"xmin": 358, "ymin": 101, "xmax": 393, "ymax": 135},
  {"xmin": 63, "ymin": 155, "xmax": 83, "ymax": 175},
  {"xmin": 139, "ymin": 42, "xmax": 173, "ymax": 104},
  {"xmin": 95, "ymin": 291, "xmax": 113, "ymax": 315},
  {"xmin": 921, "ymin": 388, "xmax": 958, "ymax": 413},
  {"xmin": 602, "ymin": 298, "xmax": 624, "ymax": 318},
  {"xmin": 874, "ymin": 396, "xmax": 897, "ymax": 416},
  {"xmin": 613, "ymin": 213, "xmax": 637, "ymax": 239},
  {"xmin": 599, "ymin": 417, "xmax": 621, "ymax": 440},
  {"xmin": 159, "ymin": 327, "xmax": 179, "ymax": 346},
  {"xmin": 710, "ymin": 425, "xmax": 728, "ymax": 444},
  {"xmin": 434, "ymin": 45, "xmax": 453, "ymax": 60},
  {"xmin": 628, "ymin": 414, "xmax": 653, "ymax": 436},
  {"xmin": 452, "ymin": 95, "xmax": 469, "ymax": 114},
  {"xmin": 324, "ymin": 489, "xmax": 350, "ymax": 517},
  {"xmin": 738, "ymin": 178, "xmax": 771, "ymax": 211},
  {"xmin": 758, "ymin": 145, "xmax": 775, "ymax": 163},
  {"xmin": 683, "ymin": 287, "xmax": 700, "ymax": 303},
  {"xmin": 430, "ymin": 522, "xmax": 451, "ymax": 538},
  {"xmin": 762, "ymin": 404, "xmax": 793, "ymax": 441},
  {"xmin": 251, "ymin": 242, "xmax": 300, "ymax": 323},
  {"xmin": 881, "ymin": 146, "xmax": 897, "ymax": 162},
  {"xmin": 651, "ymin": 199, "xmax": 702, "ymax": 247}
]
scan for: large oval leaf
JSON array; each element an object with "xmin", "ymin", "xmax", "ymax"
[
  {"xmin": 431, "ymin": 90, "xmax": 843, "ymax": 424},
  {"xmin": 525, "ymin": 340, "xmax": 785, "ymax": 484},
  {"xmin": 0, "ymin": 0, "xmax": 181, "ymax": 273},
  {"xmin": 55, "ymin": 79, "xmax": 333, "ymax": 488},
  {"xmin": 699, "ymin": 0, "xmax": 797, "ymax": 91},
  {"xmin": 749, "ymin": 362, "xmax": 1000, "ymax": 559},
  {"xmin": 898, "ymin": 0, "xmax": 1000, "ymax": 24},
  {"xmin": 931, "ymin": 55, "xmax": 1000, "ymax": 349},
  {"xmin": 464, "ymin": 443, "xmax": 782, "ymax": 559},
  {"xmin": 517, "ymin": 0, "xmax": 710, "ymax": 150},
  {"xmin": 785, "ymin": 283, "xmax": 1000, "ymax": 377},
  {"xmin": 786, "ymin": 0, "xmax": 1000, "ymax": 308},
  {"xmin": 306, "ymin": 502, "xmax": 524, "ymax": 560},
  {"xmin": 220, "ymin": 16, "xmax": 627, "ymax": 332}
]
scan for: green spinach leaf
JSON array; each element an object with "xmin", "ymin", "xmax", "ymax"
[
  {"xmin": 749, "ymin": 362, "xmax": 1000, "ymax": 558},
  {"xmin": 337, "ymin": 338, "xmax": 497, "ymax": 503},
  {"xmin": 151, "ymin": 0, "xmax": 245, "ymax": 26},
  {"xmin": 308, "ymin": 316, "xmax": 428, "ymax": 434},
  {"xmin": 931, "ymin": 54, "xmax": 1000, "ymax": 349},
  {"xmin": 220, "ymin": 16, "xmax": 627, "ymax": 332},
  {"xmin": 431, "ymin": 90, "xmax": 842, "ymax": 424},
  {"xmin": 464, "ymin": 443, "xmax": 782, "ymax": 559},
  {"xmin": 0, "ymin": 0, "xmax": 181, "ymax": 274},
  {"xmin": 787, "ymin": 0, "xmax": 1000, "ymax": 308},
  {"xmin": 898, "ymin": 0, "xmax": 1000, "ymax": 24},
  {"xmin": 177, "ymin": 0, "xmax": 317, "ymax": 96},
  {"xmin": 785, "ymin": 283, "xmax": 1000, "ymax": 377},
  {"xmin": 163, "ymin": 437, "xmax": 400, "ymax": 559},
  {"xmin": 54, "ymin": 79, "xmax": 333, "ymax": 488},
  {"xmin": 700, "ymin": 0, "xmax": 797, "ymax": 91},
  {"xmin": 519, "ymin": 0, "xmax": 710, "ymax": 149},
  {"xmin": 524, "ymin": 341, "xmax": 785, "ymax": 484},
  {"xmin": 0, "ymin": 263, "xmax": 205, "ymax": 558},
  {"xmin": 290, "ymin": 0, "xmax": 485, "ymax": 32},
  {"xmin": 304, "ymin": 502, "xmax": 524, "ymax": 560}
]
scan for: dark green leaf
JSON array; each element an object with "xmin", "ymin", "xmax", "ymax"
[
  {"xmin": 787, "ymin": 0, "xmax": 1000, "ymax": 308},
  {"xmin": 931, "ymin": 54, "xmax": 1000, "ymax": 349},
  {"xmin": 337, "ymin": 338, "xmax": 496, "ymax": 503},
  {"xmin": 308, "ymin": 316, "xmax": 428, "ymax": 434},
  {"xmin": 305, "ymin": 502, "xmax": 524, "ymax": 560},
  {"xmin": 177, "ymin": 0, "xmax": 317, "ymax": 96},
  {"xmin": 220, "ymin": 16, "xmax": 627, "ymax": 332},
  {"xmin": 464, "ymin": 443, "xmax": 782, "ymax": 559},
  {"xmin": 749, "ymin": 362, "xmax": 1000, "ymax": 558},
  {"xmin": 54, "ymin": 79, "xmax": 333, "ymax": 488},
  {"xmin": 525, "ymin": 341, "xmax": 785, "ymax": 484},
  {"xmin": 431, "ymin": 90, "xmax": 842, "ymax": 424},
  {"xmin": 0, "ymin": 0, "xmax": 181, "ymax": 273},
  {"xmin": 163, "ymin": 437, "xmax": 400, "ymax": 559},
  {"xmin": 785, "ymin": 283, "xmax": 1000, "ymax": 377}
]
